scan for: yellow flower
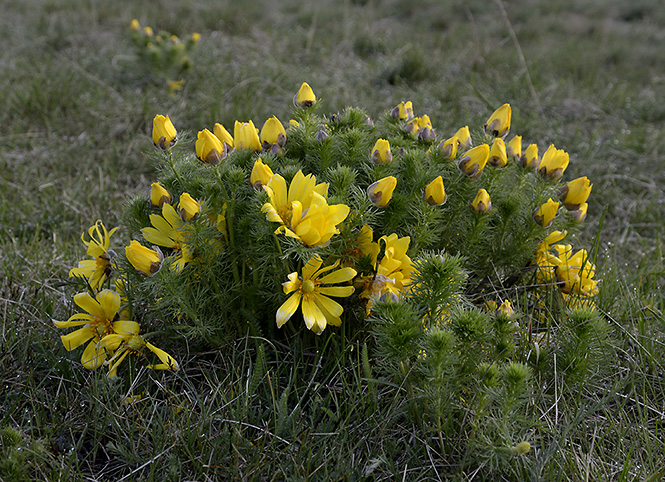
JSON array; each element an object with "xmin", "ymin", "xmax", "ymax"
[
  {"xmin": 454, "ymin": 126, "xmax": 472, "ymax": 150},
  {"xmin": 167, "ymin": 80, "xmax": 184, "ymax": 96},
  {"xmin": 507, "ymin": 135, "xmax": 522, "ymax": 161},
  {"xmin": 53, "ymin": 290, "xmax": 125, "ymax": 369},
  {"xmin": 423, "ymin": 176, "xmax": 447, "ymax": 206},
  {"xmin": 353, "ymin": 225, "xmax": 380, "ymax": 268},
  {"xmin": 570, "ymin": 202, "xmax": 588, "ymax": 222},
  {"xmin": 262, "ymin": 171, "xmax": 349, "ymax": 247},
  {"xmin": 438, "ymin": 136, "xmax": 459, "ymax": 159},
  {"xmin": 497, "ymin": 300, "xmax": 515, "ymax": 318},
  {"xmin": 289, "ymin": 119, "xmax": 300, "ymax": 128},
  {"xmin": 69, "ymin": 221, "xmax": 117, "ymax": 291},
  {"xmin": 196, "ymin": 128, "xmax": 227, "ymax": 164},
  {"xmin": 488, "ymin": 138, "xmax": 508, "ymax": 168},
  {"xmin": 130, "ymin": 19, "xmax": 140, "ymax": 31},
  {"xmin": 458, "ymin": 144, "xmax": 490, "ymax": 179},
  {"xmin": 99, "ymin": 320, "xmax": 178, "ymax": 378},
  {"xmin": 484, "ymin": 103, "xmax": 511, "ymax": 138},
  {"xmin": 512, "ymin": 442, "xmax": 531, "ymax": 455},
  {"xmin": 536, "ymin": 230, "xmax": 567, "ymax": 256},
  {"xmin": 260, "ymin": 116, "xmax": 287, "ymax": 149},
  {"xmin": 370, "ymin": 138, "xmax": 392, "ymax": 164},
  {"xmin": 191, "ymin": 32, "xmax": 201, "ymax": 43},
  {"xmin": 391, "ymin": 100, "xmax": 414, "ymax": 120},
  {"xmin": 142, "ymin": 203, "xmax": 193, "ymax": 272},
  {"xmin": 367, "ymin": 176, "xmax": 397, "ymax": 207},
  {"xmin": 125, "ymin": 240, "xmax": 163, "ymax": 276},
  {"xmin": 234, "ymin": 120, "xmax": 262, "ymax": 152},
  {"xmin": 405, "ymin": 115, "xmax": 435, "ymax": 141},
  {"xmin": 178, "ymin": 192, "xmax": 201, "ymax": 222},
  {"xmin": 150, "ymin": 182, "xmax": 171, "ymax": 208},
  {"xmin": 538, "ymin": 145, "xmax": 569, "ymax": 181},
  {"xmin": 520, "ymin": 143, "xmax": 539, "ymax": 170},
  {"xmin": 533, "ymin": 198, "xmax": 560, "ymax": 227},
  {"xmin": 294, "ymin": 82, "xmax": 316, "ymax": 107},
  {"xmin": 152, "ymin": 114, "xmax": 177, "ymax": 149},
  {"xmin": 250, "ymin": 158, "xmax": 274, "ymax": 190},
  {"xmin": 560, "ymin": 176, "xmax": 592, "ymax": 211},
  {"xmin": 213, "ymin": 123, "xmax": 234, "ymax": 149},
  {"xmin": 471, "ymin": 189, "xmax": 491, "ymax": 213},
  {"xmin": 554, "ymin": 246, "xmax": 598, "ymax": 296},
  {"xmin": 143, "ymin": 26, "xmax": 153, "ymax": 37},
  {"xmin": 277, "ymin": 255, "xmax": 357, "ymax": 334}
]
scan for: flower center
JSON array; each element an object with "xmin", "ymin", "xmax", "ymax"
[
  {"xmin": 277, "ymin": 203, "xmax": 293, "ymax": 225},
  {"xmin": 301, "ymin": 279, "xmax": 316, "ymax": 294}
]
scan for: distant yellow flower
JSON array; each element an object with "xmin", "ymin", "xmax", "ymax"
[
  {"xmin": 294, "ymin": 82, "xmax": 316, "ymax": 107},
  {"xmin": 458, "ymin": 144, "xmax": 490, "ymax": 179},
  {"xmin": 250, "ymin": 158, "xmax": 274, "ymax": 190},
  {"xmin": 507, "ymin": 135, "xmax": 522, "ymax": 161},
  {"xmin": 533, "ymin": 198, "xmax": 560, "ymax": 227},
  {"xmin": 484, "ymin": 103, "xmax": 511, "ymax": 138},
  {"xmin": 512, "ymin": 442, "xmax": 531, "ymax": 455},
  {"xmin": 391, "ymin": 100, "xmax": 414, "ymax": 120},
  {"xmin": 196, "ymin": 128, "xmax": 227, "ymax": 164},
  {"xmin": 130, "ymin": 19, "xmax": 140, "ymax": 31},
  {"xmin": 454, "ymin": 126, "xmax": 472, "ymax": 150},
  {"xmin": 178, "ymin": 193, "xmax": 201, "ymax": 221},
  {"xmin": 54, "ymin": 290, "xmax": 125, "ymax": 369},
  {"xmin": 125, "ymin": 240, "xmax": 162, "ymax": 276},
  {"xmin": 152, "ymin": 114, "xmax": 177, "ymax": 149},
  {"xmin": 167, "ymin": 79, "xmax": 184, "ymax": 96},
  {"xmin": 538, "ymin": 145, "xmax": 569, "ymax": 181},
  {"xmin": 191, "ymin": 32, "xmax": 201, "ymax": 43},
  {"xmin": 471, "ymin": 189, "xmax": 491, "ymax": 213},
  {"xmin": 150, "ymin": 182, "xmax": 171, "ymax": 208},
  {"xmin": 367, "ymin": 176, "xmax": 397, "ymax": 207},
  {"xmin": 423, "ymin": 176, "xmax": 446, "ymax": 206},
  {"xmin": 277, "ymin": 255, "xmax": 357, "ymax": 334},
  {"xmin": 143, "ymin": 26, "xmax": 153, "ymax": 37},
  {"xmin": 260, "ymin": 116, "xmax": 287, "ymax": 149},
  {"xmin": 497, "ymin": 300, "xmax": 514, "ymax": 318},
  {"xmin": 213, "ymin": 123, "xmax": 234, "ymax": 149},
  {"xmin": 234, "ymin": 120, "xmax": 262, "ymax": 152},
  {"xmin": 69, "ymin": 221, "xmax": 117, "ymax": 291},
  {"xmin": 488, "ymin": 138, "xmax": 508, "ymax": 168},
  {"xmin": 520, "ymin": 143, "xmax": 539, "ymax": 170},
  {"xmin": 99, "ymin": 320, "xmax": 178, "ymax": 377},
  {"xmin": 438, "ymin": 136, "xmax": 459, "ymax": 159},
  {"xmin": 370, "ymin": 138, "xmax": 392, "ymax": 164},
  {"xmin": 560, "ymin": 177, "xmax": 592, "ymax": 211},
  {"xmin": 405, "ymin": 115, "xmax": 435, "ymax": 141}
]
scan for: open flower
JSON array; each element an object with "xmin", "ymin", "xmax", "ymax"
[
  {"xmin": 560, "ymin": 176, "xmax": 592, "ymax": 211},
  {"xmin": 538, "ymin": 145, "xmax": 569, "ymax": 181},
  {"xmin": 370, "ymin": 138, "xmax": 392, "ymax": 164},
  {"xmin": 367, "ymin": 176, "xmax": 397, "ymax": 207},
  {"xmin": 554, "ymin": 245, "xmax": 598, "ymax": 296},
  {"xmin": 152, "ymin": 114, "xmax": 177, "ymax": 149},
  {"xmin": 294, "ymin": 82, "xmax": 316, "ymax": 107},
  {"xmin": 484, "ymin": 103, "xmax": 511, "ymax": 138},
  {"xmin": 54, "ymin": 290, "xmax": 124, "ymax": 369},
  {"xmin": 196, "ymin": 128, "xmax": 227, "ymax": 164},
  {"xmin": 126, "ymin": 240, "xmax": 163, "ymax": 276},
  {"xmin": 488, "ymin": 138, "xmax": 508, "ymax": 168},
  {"xmin": 458, "ymin": 144, "xmax": 490, "ymax": 179},
  {"xmin": 533, "ymin": 198, "xmax": 560, "ymax": 227},
  {"xmin": 234, "ymin": 120, "xmax": 262, "ymax": 152},
  {"xmin": 260, "ymin": 116, "xmax": 287, "ymax": 150},
  {"xmin": 424, "ymin": 176, "xmax": 446, "ymax": 206},
  {"xmin": 69, "ymin": 221, "xmax": 117, "ymax": 291},
  {"xmin": 472, "ymin": 189, "xmax": 491, "ymax": 213},
  {"xmin": 98, "ymin": 320, "xmax": 178, "ymax": 378},
  {"xmin": 277, "ymin": 255, "xmax": 356, "ymax": 334},
  {"xmin": 142, "ymin": 202, "xmax": 193, "ymax": 272}
]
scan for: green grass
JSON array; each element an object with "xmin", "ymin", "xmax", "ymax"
[{"xmin": 2, "ymin": 0, "xmax": 665, "ymax": 479}]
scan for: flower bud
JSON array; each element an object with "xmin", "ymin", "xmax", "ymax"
[
  {"xmin": 370, "ymin": 139, "xmax": 392, "ymax": 164},
  {"xmin": 391, "ymin": 100, "xmax": 414, "ymax": 120},
  {"xmin": 196, "ymin": 129, "xmax": 226, "ymax": 164},
  {"xmin": 471, "ymin": 188, "xmax": 491, "ymax": 213},
  {"xmin": 512, "ymin": 441, "xmax": 531, "ymax": 455},
  {"xmin": 520, "ymin": 143, "xmax": 539, "ymax": 170},
  {"xmin": 423, "ymin": 176, "xmax": 446, "ymax": 206},
  {"xmin": 316, "ymin": 127, "xmax": 329, "ymax": 143},
  {"xmin": 438, "ymin": 136, "xmax": 459, "ymax": 159},
  {"xmin": 250, "ymin": 158, "xmax": 274, "ymax": 190},
  {"xmin": 130, "ymin": 19, "xmax": 140, "ymax": 31},
  {"xmin": 367, "ymin": 176, "xmax": 397, "ymax": 207},
  {"xmin": 454, "ymin": 126, "xmax": 472, "ymax": 150},
  {"xmin": 143, "ymin": 26, "xmax": 153, "ymax": 37},
  {"xmin": 569, "ymin": 202, "xmax": 588, "ymax": 222},
  {"xmin": 152, "ymin": 114, "xmax": 177, "ymax": 149},
  {"xmin": 538, "ymin": 145, "xmax": 569, "ymax": 181},
  {"xmin": 533, "ymin": 198, "xmax": 560, "ymax": 227},
  {"xmin": 559, "ymin": 176, "xmax": 592, "ymax": 211},
  {"xmin": 484, "ymin": 103, "xmax": 511, "ymax": 138},
  {"xmin": 294, "ymin": 82, "xmax": 316, "ymax": 107},
  {"xmin": 126, "ymin": 240, "xmax": 163, "ymax": 276},
  {"xmin": 458, "ymin": 144, "xmax": 490, "ymax": 179},
  {"xmin": 260, "ymin": 116, "xmax": 287, "ymax": 149},
  {"xmin": 191, "ymin": 32, "xmax": 201, "ymax": 43},
  {"xmin": 179, "ymin": 192, "xmax": 201, "ymax": 221},
  {"xmin": 234, "ymin": 120, "xmax": 262, "ymax": 152},
  {"xmin": 417, "ymin": 115, "xmax": 435, "ymax": 141},
  {"xmin": 488, "ymin": 138, "xmax": 508, "ymax": 168},
  {"xmin": 497, "ymin": 300, "xmax": 514, "ymax": 318},
  {"xmin": 213, "ymin": 123, "xmax": 234, "ymax": 149},
  {"xmin": 507, "ymin": 135, "xmax": 522, "ymax": 161},
  {"xmin": 149, "ymin": 182, "xmax": 171, "ymax": 208}
]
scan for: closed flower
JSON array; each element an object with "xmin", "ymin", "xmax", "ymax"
[
  {"xmin": 178, "ymin": 192, "xmax": 201, "ymax": 222},
  {"xmin": 294, "ymin": 82, "xmax": 316, "ymax": 107},
  {"xmin": 213, "ymin": 123, "xmax": 234, "ymax": 149},
  {"xmin": 570, "ymin": 202, "xmax": 588, "ymax": 222},
  {"xmin": 484, "ymin": 103, "xmax": 511, "ymax": 138},
  {"xmin": 560, "ymin": 176, "xmax": 592, "ymax": 211},
  {"xmin": 533, "ymin": 198, "xmax": 560, "ymax": 227},
  {"xmin": 196, "ymin": 129, "xmax": 226, "ymax": 164},
  {"xmin": 370, "ymin": 138, "xmax": 392, "ymax": 164},
  {"xmin": 125, "ymin": 240, "xmax": 163, "ymax": 276},
  {"xmin": 458, "ymin": 144, "xmax": 490, "ymax": 179},
  {"xmin": 520, "ymin": 143, "xmax": 539, "ymax": 170},
  {"xmin": 538, "ymin": 145, "xmax": 569, "ymax": 181},
  {"xmin": 423, "ymin": 176, "xmax": 446, "ymax": 206},
  {"xmin": 152, "ymin": 114, "xmax": 177, "ymax": 149},
  {"xmin": 471, "ymin": 188, "xmax": 491, "ymax": 213},
  {"xmin": 507, "ymin": 135, "xmax": 522, "ymax": 161},
  {"xmin": 260, "ymin": 116, "xmax": 287, "ymax": 149},
  {"xmin": 250, "ymin": 158, "xmax": 274, "ymax": 190},
  {"xmin": 454, "ymin": 126, "xmax": 472, "ymax": 150},
  {"xmin": 367, "ymin": 176, "xmax": 397, "ymax": 207},
  {"xmin": 488, "ymin": 138, "xmax": 508, "ymax": 168},
  {"xmin": 150, "ymin": 182, "xmax": 171, "ymax": 208},
  {"xmin": 438, "ymin": 136, "xmax": 459, "ymax": 159},
  {"xmin": 234, "ymin": 120, "xmax": 262, "ymax": 152}
]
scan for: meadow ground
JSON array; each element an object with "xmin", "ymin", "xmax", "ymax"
[{"xmin": 2, "ymin": 0, "xmax": 665, "ymax": 480}]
